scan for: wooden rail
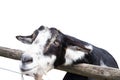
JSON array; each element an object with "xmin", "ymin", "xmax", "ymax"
[{"xmin": 0, "ymin": 46, "xmax": 120, "ymax": 80}]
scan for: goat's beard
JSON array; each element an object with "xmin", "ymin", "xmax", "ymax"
[
  {"xmin": 21, "ymin": 73, "xmax": 43, "ymax": 80},
  {"xmin": 34, "ymin": 74, "xmax": 43, "ymax": 80}
]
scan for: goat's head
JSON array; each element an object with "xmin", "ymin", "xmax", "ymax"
[{"xmin": 16, "ymin": 26, "xmax": 92, "ymax": 76}]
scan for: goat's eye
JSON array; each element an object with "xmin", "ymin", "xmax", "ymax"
[{"xmin": 53, "ymin": 41, "xmax": 59, "ymax": 46}]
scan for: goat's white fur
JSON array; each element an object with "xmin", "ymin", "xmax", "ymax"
[
  {"xmin": 100, "ymin": 59, "xmax": 107, "ymax": 67},
  {"xmin": 64, "ymin": 46, "xmax": 85, "ymax": 65},
  {"xmin": 21, "ymin": 27, "xmax": 57, "ymax": 76}
]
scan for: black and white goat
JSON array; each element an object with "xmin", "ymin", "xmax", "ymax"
[{"xmin": 16, "ymin": 26, "xmax": 118, "ymax": 80}]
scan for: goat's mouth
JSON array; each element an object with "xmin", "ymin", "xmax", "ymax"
[
  {"xmin": 20, "ymin": 65, "xmax": 38, "ymax": 76},
  {"xmin": 21, "ymin": 67, "xmax": 34, "ymax": 72}
]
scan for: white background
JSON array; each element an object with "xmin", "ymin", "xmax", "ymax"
[{"xmin": 0, "ymin": 0, "xmax": 120, "ymax": 80}]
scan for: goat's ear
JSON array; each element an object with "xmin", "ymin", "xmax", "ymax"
[
  {"xmin": 16, "ymin": 35, "xmax": 32, "ymax": 44},
  {"xmin": 65, "ymin": 35, "xmax": 93, "ymax": 53},
  {"xmin": 67, "ymin": 45, "xmax": 93, "ymax": 53}
]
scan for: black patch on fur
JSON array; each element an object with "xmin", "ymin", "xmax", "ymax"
[
  {"xmin": 38, "ymin": 25, "xmax": 45, "ymax": 31},
  {"xmin": 63, "ymin": 73, "xmax": 88, "ymax": 80},
  {"xmin": 44, "ymin": 28, "xmax": 66, "ymax": 67},
  {"xmin": 31, "ymin": 30, "xmax": 39, "ymax": 42}
]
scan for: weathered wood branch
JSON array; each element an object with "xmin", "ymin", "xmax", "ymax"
[
  {"xmin": 58, "ymin": 64, "xmax": 120, "ymax": 80},
  {"xmin": 0, "ymin": 46, "xmax": 22, "ymax": 60},
  {"xmin": 0, "ymin": 46, "xmax": 120, "ymax": 80}
]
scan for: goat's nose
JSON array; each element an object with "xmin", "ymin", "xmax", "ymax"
[{"xmin": 21, "ymin": 54, "xmax": 33, "ymax": 64}]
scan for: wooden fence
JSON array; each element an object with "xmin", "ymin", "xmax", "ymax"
[{"xmin": 0, "ymin": 46, "xmax": 120, "ymax": 80}]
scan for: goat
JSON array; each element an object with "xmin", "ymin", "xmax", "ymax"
[{"xmin": 16, "ymin": 26, "xmax": 119, "ymax": 80}]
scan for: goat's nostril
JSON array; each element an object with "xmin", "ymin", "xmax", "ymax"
[{"xmin": 21, "ymin": 55, "xmax": 33, "ymax": 64}]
